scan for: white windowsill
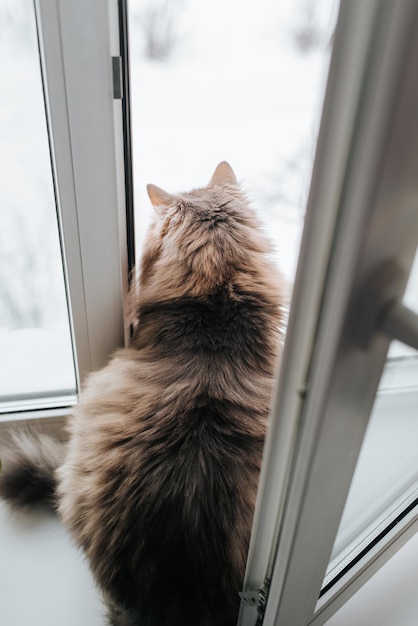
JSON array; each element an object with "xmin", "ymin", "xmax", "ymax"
[
  {"xmin": 0, "ymin": 503, "xmax": 104, "ymax": 626},
  {"xmin": 0, "ymin": 500, "xmax": 417, "ymax": 625}
]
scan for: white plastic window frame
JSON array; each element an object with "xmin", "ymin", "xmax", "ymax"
[
  {"xmin": 1, "ymin": 0, "xmax": 132, "ymax": 426},
  {"xmin": 238, "ymin": 1, "xmax": 418, "ymax": 626}
]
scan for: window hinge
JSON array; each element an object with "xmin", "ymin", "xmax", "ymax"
[
  {"xmin": 112, "ymin": 56, "xmax": 123, "ymax": 99},
  {"xmin": 239, "ymin": 590, "xmax": 261, "ymax": 606},
  {"xmin": 239, "ymin": 580, "xmax": 269, "ymax": 624}
]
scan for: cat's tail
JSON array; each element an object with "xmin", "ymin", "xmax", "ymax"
[{"xmin": 0, "ymin": 432, "xmax": 63, "ymax": 510}]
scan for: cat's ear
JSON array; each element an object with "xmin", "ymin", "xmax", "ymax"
[
  {"xmin": 147, "ymin": 184, "xmax": 176, "ymax": 214},
  {"xmin": 209, "ymin": 161, "xmax": 237, "ymax": 187}
]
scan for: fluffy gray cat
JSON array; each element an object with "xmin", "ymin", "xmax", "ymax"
[{"xmin": 0, "ymin": 162, "xmax": 284, "ymax": 626}]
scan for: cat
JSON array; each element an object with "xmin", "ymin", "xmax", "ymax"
[{"xmin": 0, "ymin": 162, "xmax": 285, "ymax": 626}]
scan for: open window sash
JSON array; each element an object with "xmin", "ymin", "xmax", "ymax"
[{"xmin": 239, "ymin": 1, "xmax": 418, "ymax": 625}]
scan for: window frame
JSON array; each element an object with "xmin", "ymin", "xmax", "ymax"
[
  {"xmin": 1, "ymin": 0, "xmax": 133, "ymax": 425},
  {"xmin": 238, "ymin": 1, "xmax": 418, "ymax": 625},
  {"xmin": 35, "ymin": 0, "xmax": 132, "ymax": 383}
]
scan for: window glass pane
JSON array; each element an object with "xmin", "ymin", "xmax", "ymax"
[
  {"xmin": 0, "ymin": 0, "xmax": 76, "ymax": 407},
  {"xmin": 324, "ymin": 250, "xmax": 418, "ymax": 589},
  {"xmin": 129, "ymin": 0, "xmax": 337, "ymax": 284}
]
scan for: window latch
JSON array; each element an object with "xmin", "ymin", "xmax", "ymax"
[
  {"xmin": 353, "ymin": 259, "xmax": 418, "ymax": 351},
  {"xmin": 379, "ymin": 299, "xmax": 418, "ymax": 350},
  {"xmin": 112, "ymin": 56, "xmax": 123, "ymax": 99}
]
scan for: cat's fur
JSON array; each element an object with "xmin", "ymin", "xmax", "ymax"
[{"xmin": 0, "ymin": 162, "xmax": 284, "ymax": 626}]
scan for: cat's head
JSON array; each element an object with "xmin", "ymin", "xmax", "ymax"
[{"xmin": 138, "ymin": 162, "xmax": 271, "ymax": 300}]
